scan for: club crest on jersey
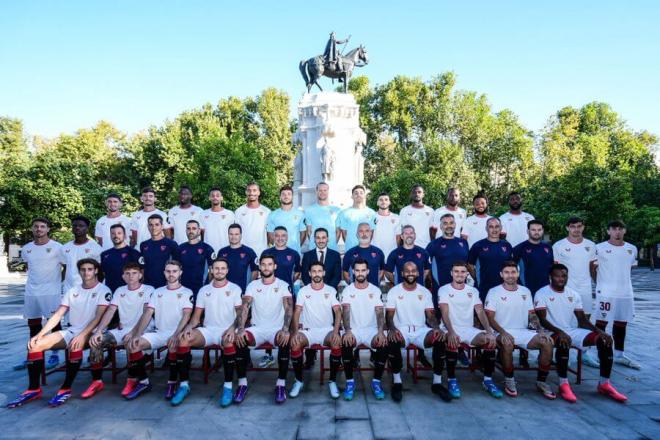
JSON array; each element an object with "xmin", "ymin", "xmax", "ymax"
[
  {"xmin": 391, "ymin": 219, "xmax": 396, "ymax": 224},
  {"xmin": 204, "ymin": 215, "xmax": 209, "ymax": 219},
  {"xmin": 565, "ymin": 248, "xmax": 571, "ymax": 252},
  {"xmin": 158, "ymin": 293, "xmax": 163, "ymax": 298},
  {"xmin": 177, "ymin": 293, "xmax": 182, "ymax": 299},
  {"xmin": 181, "ymin": 249, "xmax": 187, "ymax": 255},
  {"xmin": 417, "ymin": 294, "xmax": 423, "ymax": 300},
  {"xmin": 549, "ymin": 297, "xmax": 555, "ymax": 301},
  {"xmin": 286, "ymin": 255, "xmax": 292, "ymax": 261},
  {"xmin": 449, "ymin": 293, "xmax": 454, "ymax": 298},
  {"xmin": 305, "ymin": 294, "xmax": 311, "ymax": 299},
  {"xmin": 426, "ymin": 212, "xmax": 430, "ymax": 216},
  {"xmin": 544, "ymin": 247, "xmax": 550, "ymax": 253},
  {"xmin": 350, "ymin": 294, "xmax": 356, "ymax": 299},
  {"xmin": 160, "ymin": 245, "xmax": 167, "ymax": 251},
  {"xmin": 91, "ymin": 292, "xmax": 97, "ymax": 298},
  {"xmin": 240, "ymin": 253, "xmax": 246, "ymax": 258},
  {"xmin": 526, "ymin": 248, "xmax": 532, "ymax": 253},
  {"xmin": 368, "ymin": 293, "xmax": 374, "ymax": 299},
  {"xmin": 398, "ymin": 254, "xmax": 404, "ymax": 259},
  {"xmin": 467, "ymin": 292, "xmax": 473, "ymax": 298},
  {"xmin": 627, "ymin": 249, "xmax": 633, "ymax": 255},
  {"xmin": 206, "ymin": 291, "xmax": 212, "ymax": 296},
  {"xmin": 274, "ymin": 287, "xmax": 279, "ymax": 293},
  {"xmin": 138, "ymin": 291, "xmax": 144, "ymax": 297},
  {"xmin": 26, "ymin": 249, "xmax": 32, "ymax": 253},
  {"xmin": 73, "ymin": 292, "xmax": 79, "ymax": 298},
  {"xmin": 221, "ymin": 215, "xmax": 226, "ymax": 219},
  {"xmin": 482, "ymin": 247, "xmax": 489, "ymax": 252},
  {"xmin": 459, "ymin": 242, "xmax": 464, "ymax": 247},
  {"xmin": 172, "ymin": 212, "xmax": 178, "ymax": 216},
  {"xmin": 259, "ymin": 212, "xmax": 264, "ymax": 216},
  {"xmin": 324, "ymin": 293, "xmax": 330, "ymax": 299},
  {"xmin": 121, "ymin": 252, "xmax": 128, "ymax": 258},
  {"xmin": 606, "ymin": 250, "xmax": 612, "ymax": 253},
  {"xmin": 585, "ymin": 247, "xmax": 590, "ymax": 252},
  {"xmin": 197, "ymin": 248, "xmax": 204, "ymax": 254},
  {"xmin": 501, "ymin": 246, "xmax": 508, "ymax": 252},
  {"xmin": 416, "ymin": 253, "xmax": 422, "ymax": 259},
  {"xmin": 568, "ymin": 296, "xmax": 574, "ymax": 302},
  {"xmin": 225, "ymin": 290, "xmax": 231, "ymax": 296},
  {"xmin": 120, "ymin": 293, "xmax": 126, "ymax": 297},
  {"xmin": 398, "ymin": 295, "xmax": 404, "ymax": 300},
  {"xmin": 500, "ymin": 296, "xmax": 507, "ymax": 301},
  {"xmin": 65, "ymin": 249, "xmax": 71, "ymax": 253},
  {"xmin": 256, "ymin": 289, "xmax": 262, "ymax": 293},
  {"xmin": 370, "ymin": 252, "xmax": 377, "ymax": 258},
  {"xmin": 440, "ymin": 244, "xmax": 446, "ymax": 249},
  {"xmin": 521, "ymin": 295, "xmax": 527, "ymax": 301}
]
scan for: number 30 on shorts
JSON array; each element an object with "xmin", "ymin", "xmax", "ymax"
[{"xmin": 599, "ymin": 301, "xmax": 611, "ymax": 311}]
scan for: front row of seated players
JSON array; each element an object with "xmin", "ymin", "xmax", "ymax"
[{"xmin": 8, "ymin": 256, "xmax": 628, "ymax": 408}]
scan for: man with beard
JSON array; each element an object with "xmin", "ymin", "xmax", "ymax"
[
  {"xmin": 217, "ymin": 224, "xmax": 258, "ymax": 294},
  {"xmin": 426, "ymin": 213, "xmax": 470, "ymax": 301},
  {"xmin": 178, "ymin": 220, "xmax": 214, "ymax": 301},
  {"xmin": 60, "ymin": 215, "xmax": 103, "ymax": 296},
  {"xmin": 461, "ymin": 193, "xmax": 492, "ymax": 249},
  {"xmin": 304, "ymin": 182, "xmax": 341, "ymax": 251},
  {"xmin": 130, "ymin": 187, "xmax": 171, "ymax": 249},
  {"xmin": 168, "ymin": 186, "xmax": 203, "ymax": 245},
  {"xmin": 139, "ymin": 214, "xmax": 179, "ymax": 288},
  {"xmin": 262, "ymin": 226, "xmax": 301, "ymax": 292},
  {"xmin": 342, "ymin": 223, "xmax": 385, "ymax": 287},
  {"xmin": 399, "ymin": 185, "xmax": 434, "ymax": 249},
  {"xmin": 95, "ymin": 193, "xmax": 132, "ymax": 250},
  {"xmin": 385, "ymin": 225, "xmax": 430, "ymax": 286},
  {"xmin": 337, "ymin": 185, "xmax": 377, "ymax": 252},
  {"xmin": 468, "ymin": 218, "xmax": 513, "ymax": 301},
  {"xmin": 235, "ymin": 182, "xmax": 271, "ymax": 257},
  {"xmin": 300, "ymin": 228, "xmax": 342, "ymax": 289},
  {"xmin": 500, "ymin": 192, "xmax": 535, "ymax": 248},
  {"xmin": 267, "ymin": 185, "xmax": 306, "ymax": 255},
  {"xmin": 201, "ymin": 187, "xmax": 235, "ymax": 253},
  {"xmin": 431, "ymin": 188, "xmax": 466, "ymax": 239},
  {"xmin": 100, "ymin": 224, "xmax": 141, "ymax": 294},
  {"xmin": 513, "ymin": 220, "xmax": 554, "ymax": 297},
  {"xmin": 372, "ymin": 192, "xmax": 400, "ymax": 259}
]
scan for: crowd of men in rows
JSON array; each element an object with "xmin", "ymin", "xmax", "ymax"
[{"xmin": 6, "ymin": 182, "xmax": 638, "ymax": 408}]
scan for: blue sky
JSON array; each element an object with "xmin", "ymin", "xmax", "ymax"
[{"xmin": 1, "ymin": 1, "xmax": 659, "ymax": 139}]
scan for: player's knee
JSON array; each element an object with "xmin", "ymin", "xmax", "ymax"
[{"xmin": 500, "ymin": 339, "xmax": 513, "ymax": 351}]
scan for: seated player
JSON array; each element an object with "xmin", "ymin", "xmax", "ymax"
[
  {"xmin": 86, "ymin": 262, "xmax": 155, "ymax": 398},
  {"xmin": 235, "ymin": 255, "xmax": 293, "ymax": 404},
  {"xmin": 485, "ymin": 261, "xmax": 556, "ymax": 399},
  {"xmin": 7, "ymin": 258, "xmax": 110, "ymax": 408},
  {"xmin": 341, "ymin": 259, "xmax": 388, "ymax": 400},
  {"xmin": 535, "ymin": 263, "xmax": 627, "ymax": 403},
  {"xmin": 386, "ymin": 262, "xmax": 451, "ymax": 403},
  {"xmin": 289, "ymin": 262, "xmax": 342, "ymax": 398},
  {"xmin": 124, "ymin": 261, "xmax": 193, "ymax": 400},
  {"xmin": 175, "ymin": 258, "xmax": 246, "ymax": 407},
  {"xmin": 438, "ymin": 261, "xmax": 502, "ymax": 399}
]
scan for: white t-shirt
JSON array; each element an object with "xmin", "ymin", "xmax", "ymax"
[
  {"xmin": 341, "ymin": 283, "xmax": 383, "ymax": 328},
  {"xmin": 200, "ymin": 208, "xmax": 235, "ymax": 253},
  {"xmin": 147, "ymin": 286, "xmax": 193, "ymax": 333},
  {"xmin": 296, "ymin": 284, "xmax": 339, "ymax": 328},
  {"xmin": 168, "ymin": 205, "xmax": 204, "ymax": 245},
  {"xmin": 386, "ymin": 283, "xmax": 434, "ymax": 328},
  {"xmin": 23, "ymin": 240, "xmax": 63, "ymax": 297},
  {"xmin": 399, "ymin": 205, "xmax": 435, "ymax": 248},
  {"xmin": 196, "ymin": 281, "xmax": 243, "ymax": 329},
  {"xmin": 462, "ymin": 214, "xmax": 492, "ymax": 248},
  {"xmin": 244, "ymin": 278, "xmax": 291, "ymax": 328},
  {"xmin": 111, "ymin": 284, "xmax": 154, "ymax": 330},
  {"xmin": 437, "ymin": 283, "xmax": 481, "ymax": 328},
  {"xmin": 372, "ymin": 213, "xmax": 400, "ymax": 259},
  {"xmin": 432, "ymin": 206, "xmax": 467, "ymax": 238},
  {"xmin": 60, "ymin": 240, "xmax": 103, "ymax": 293},
  {"xmin": 552, "ymin": 238, "xmax": 596, "ymax": 298},
  {"xmin": 130, "ymin": 209, "xmax": 171, "ymax": 250},
  {"xmin": 95, "ymin": 214, "xmax": 132, "ymax": 250},
  {"xmin": 534, "ymin": 285, "xmax": 582, "ymax": 331},
  {"xmin": 61, "ymin": 282, "xmax": 111, "ymax": 334},
  {"xmin": 595, "ymin": 241, "xmax": 638, "ymax": 298},
  {"xmin": 484, "ymin": 284, "xmax": 533, "ymax": 330},
  {"xmin": 500, "ymin": 211, "xmax": 535, "ymax": 248},
  {"xmin": 235, "ymin": 204, "xmax": 271, "ymax": 257}
]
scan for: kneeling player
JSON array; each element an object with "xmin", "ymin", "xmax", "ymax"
[
  {"xmin": 290, "ymin": 262, "xmax": 342, "ymax": 398},
  {"xmin": 236, "ymin": 255, "xmax": 293, "ymax": 404},
  {"xmin": 124, "ymin": 261, "xmax": 193, "ymax": 400},
  {"xmin": 485, "ymin": 261, "xmax": 556, "ymax": 399},
  {"xmin": 7, "ymin": 259, "xmax": 110, "ymax": 408},
  {"xmin": 86, "ymin": 263, "xmax": 154, "ymax": 398},
  {"xmin": 535, "ymin": 263, "xmax": 627, "ymax": 402},
  {"xmin": 176, "ymin": 258, "xmax": 246, "ymax": 407},
  {"xmin": 341, "ymin": 258, "xmax": 388, "ymax": 400},
  {"xmin": 386, "ymin": 262, "xmax": 451, "ymax": 402},
  {"xmin": 438, "ymin": 261, "xmax": 502, "ymax": 398}
]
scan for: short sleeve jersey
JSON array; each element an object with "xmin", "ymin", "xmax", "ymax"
[
  {"xmin": 244, "ymin": 278, "xmax": 292, "ymax": 328},
  {"xmin": 462, "ymin": 214, "xmax": 492, "ymax": 248},
  {"xmin": 500, "ymin": 211, "xmax": 535, "ymax": 248},
  {"xmin": 426, "ymin": 237, "xmax": 469, "ymax": 287},
  {"xmin": 468, "ymin": 239, "xmax": 514, "ymax": 299},
  {"xmin": 111, "ymin": 284, "xmax": 154, "ymax": 330},
  {"xmin": 235, "ymin": 204, "xmax": 271, "ymax": 257},
  {"xmin": 147, "ymin": 285, "xmax": 193, "ymax": 333},
  {"xmin": 533, "ymin": 285, "xmax": 582, "ymax": 332},
  {"xmin": 552, "ymin": 238, "xmax": 596, "ymax": 298},
  {"xmin": 304, "ymin": 203, "xmax": 341, "ymax": 251},
  {"xmin": 372, "ymin": 213, "xmax": 400, "ymax": 259},
  {"xmin": 178, "ymin": 241, "xmax": 215, "ymax": 295},
  {"xmin": 130, "ymin": 209, "xmax": 171, "ymax": 250},
  {"xmin": 168, "ymin": 205, "xmax": 204, "ymax": 245},
  {"xmin": 261, "ymin": 247, "xmax": 301, "ymax": 289},
  {"xmin": 195, "ymin": 281, "xmax": 243, "ymax": 329},
  {"xmin": 218, "ymin": 245, "xmax": 258, "ymax": 293},
  {"xmin": 595, "ymin": 241, "xmax": 638, "ymax": 298},
  {"xmin": 484, "ymin": 284, "xmax": 533, "ymax": 330},
  {"xmin": 139, "ymin": 238, "xmax": 179, "ymax": 288},
  {"xmin": 341, "ymin": 282, "xmax": 383, "ymax": 328},
  {"xmin": 95, "ymin": 214, "xmax": 132, "ymax": 250},
  {"xmin": 513, "ymin": 241, "xmax": 554, "ymax": 295},
  {"xmin": 399, "ymin": 205, "xmax": 435, "ymax": 248},
  {"xmin": 438, "ymin": 283, "xmax": 482, "ymax": 328},
  {"xmin": 432, "ymin": 206, "xmax": 467, "ymax": 237},
  {"xmin": 386, "ymin": 283, "xmax": 434, "ymax": 328},
  {"xmin": 296, "ymin": 284, "xmax": 339, "ymax": 329},
  {"xmin": 23, "ymin": 240, "xmax": 63, "ymax": 297},
  {"xmin": 60, "ymin": 240, "xmax": 103, "ymax": 292},
  {"xmin": 61, "ymin": 282, "xmax": 111, "ymax": 333},
  {"xmin": 337, "ymin": 206, "xmax": 377, "ymax": 251},
  {"xmin": 266, "ymin": 208, "xmax": 307, "ymax": 254},
  {"xmin": 342, "ymin": 245, "xmax": 385, "ymax": 286},
  {"xmin": 385, "ymin": 245, "xmax": 431, "ymax": 285},
  {"xmin": 100, "ymin": 246, "xmax": 141, "ymax": 293},
  {"xmin": 200, "ymin": 208, "xmax": 235, "ymax": 253}
]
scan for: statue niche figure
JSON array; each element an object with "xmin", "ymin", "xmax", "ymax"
[{"xmin": 320, "ymin": 138, "xmax": 335, "ymax": 181}]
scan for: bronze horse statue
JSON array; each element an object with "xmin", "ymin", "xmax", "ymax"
[{"xmin": 299, "ymin": 45, "xmax": 369, "ymax": 93}]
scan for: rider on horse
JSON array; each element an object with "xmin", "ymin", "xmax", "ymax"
[{"xmin": 323, "ymin": 32, "xmax": 349, "ymax": 73}]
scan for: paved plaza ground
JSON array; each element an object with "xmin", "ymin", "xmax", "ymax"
[{"xmin": 0, "ymin": 270, "xmax": 658, "ymax": 440}]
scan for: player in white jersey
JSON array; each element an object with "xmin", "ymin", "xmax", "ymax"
[
  {"xmin": 438, "ymin": 261, "xmax": 503, "ymax": 399},
  {"xmin": 535, "ymin": 264, "xmax": 628, "ymax": 403},
  {"xmin": 236, "ymin": 255, "xmax": 293, "ymax": 404},
  {"xmin": 95, "ymin": 193, "xmax": 132, "ymax": 250},
  {"xmin": 201, "ymin": 187, "xmax": 235, "ymax": 253},
  {"xmin": 85, "ymin": 262, "xmax": 154, "ymax": 399},
  {"xmin": 590, "ymin": 220, "xmax": 640, "ymax": 369},
  {"xmin": 174, "ymin": 258, "xmax": 245, "ymax": 407},
  {"xmin": 499, "ymin": 192, "xmax": 535, "ymax": 247},
  {"xmin": 130, "ymin": 186, "xmax": 172, "ymax": 249},
  {"xmin": 60, "ymin": 215, "xmax": 103, "ymax": 294},
  {"xmin": 235, "ymin": 182, "xmax": 271, "ymax": 257},
  {"xmin": 372, "ymin": 192, "xmax": 400, "ymax": 258},
  {"xmin": 340, "ymin": 259, "xmax": 388, "ymax": 400},
  {"xmin": 485, "ymin": 261, "xmax": 556, "ymax": 399},
  {"xmin": 168, "ymin": 185, "xmax": 203, "ymax": 245},
  {"xmin": 386, "ymin": 262, "xmax": 451, "ymax": 402},
  {"xmin": 289, "ymin": 262, "xmax": 342, "ymax": 398},
  {"xmin": 7, "ymin": 259, "xmax": 110, "ymax": 408},
  {"xmin": 125, "ymin": 261, "xmax": 193, "ymax": 401},
  {"xmin": 461, "ymin": 193, "xmax": 492, "ymax": 248},
  {"xmin": 399, "ymin": 185, "xmax": 434, "ymax": 248},
  {"xmin": 431, "ymin": 188, "xmax": 466, "ymax": 239}
]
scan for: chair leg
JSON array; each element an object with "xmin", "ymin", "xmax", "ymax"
[
  {"xmin": 203, "ymin": 349, "xmax": 210, "ymax": 384},
  {"xmin": 576, "ymin": 349, "xmax": 582, "ymax": 385},
  {"xmin": 111, "ymin": 348, "xmax": 117, "ymax": 384},
  {"xmin": 319, "ymin": 349, "xmax": 325, "ymax": 386}
]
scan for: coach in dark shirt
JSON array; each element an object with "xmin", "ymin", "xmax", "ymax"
[
  {"xmin": 100, "ymin": 224, "xmax": 141, "ymax": 292},
  {"xmin": 140, "ymin": 214, "xmax": 179, "ymax": 288},
  {"xmin": 301, "ymin": 227, "xmax": 341, "ymax": 289}
]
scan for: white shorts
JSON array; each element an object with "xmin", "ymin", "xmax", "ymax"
[
  {"xmin": 577, "ymin": 290, "xmax": 594, "ymax": 315},
  {"xmin": 108, "ymin": 327, "xmax": 134, "ymax": 346},
  {"xmin": 559, "ymin": 328, "xmax": 594, "ymax": 350},
  {"xmin": 246, "ymin": 326, "xmax": 280, "ymax": 347},
  {"xmin": 24, "ymin": 294, "xmax": 60, "ymax": 320},
  {"xmin": 500, "ymin": 328, "xmax": 538, "ymax": 348},
  {"xmin": 400, "ymin": 325, "xmax": 431, "ymax": 348},
  {"xmin": 442, "ymin": 325, "xmax": 483, "ymax": 345},
  {"xmin": 300, "ymin": 326, "xmax": 333, "ymax": 346},
  {"xmin": 198, "ymin": 326, "xmax": 226, "ymax": 346},
  {"xmin": 595, "ymin": 295, "xmax": 634, "ymax": 323},
  {"xmin": 58, "ymin": 328, "xmax": 80, "ymax": 345},
  {"xmin": 142, "ymin": 330, "xmax": 174, "ymax": 349},
  {"xmin": 350, "ymin": 327, "xmax": 380, "ymax": 348}
]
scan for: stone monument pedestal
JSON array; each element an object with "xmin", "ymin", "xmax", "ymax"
[{"xmin": 293, "ymin": 92, "xmax": 366, "ymax": 209}]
